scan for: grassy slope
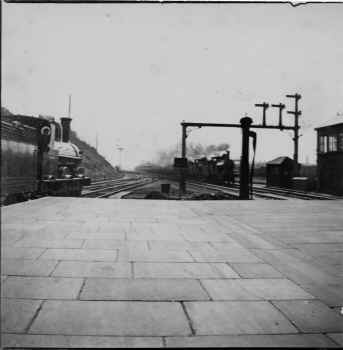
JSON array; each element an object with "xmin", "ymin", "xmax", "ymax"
[
  {"xmin": 70, "ymin": 130, "xmax": 118, "ymax": 180},
  {"xmin": 2, "ymin": 107, "xmax": 118, "ymax": 181}
]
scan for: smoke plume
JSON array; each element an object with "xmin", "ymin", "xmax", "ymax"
[{"xmin": 154, "ymin": 142, "xmax": 230, "ymax": 167}]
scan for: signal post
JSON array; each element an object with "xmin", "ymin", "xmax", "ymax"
[{"xmin": 176, "ymin": 92, "xmax": 302, "ymax": 199}]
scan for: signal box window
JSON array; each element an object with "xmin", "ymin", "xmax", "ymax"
[
  {"xmin": 328, "ymin": 135, "xmax": 338, "ymax": 152},
  {"xmin": 319, "ymin": 135, "xmax": 327, "ymax": 153},
  {"xmin": 339, "ymin": 133, "xmax": 343, "ymax": 151}
]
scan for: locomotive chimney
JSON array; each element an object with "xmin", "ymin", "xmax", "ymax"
[{"xmin": 61, "ymin": 117, "xmax": 72, "ymax": 143}]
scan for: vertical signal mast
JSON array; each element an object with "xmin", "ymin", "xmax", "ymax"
[
  {"xmin": 117, "ymin": 146, "xmax": 124, "ymax": 169},
  {"xmin": 68, "ymin": 94, "xmax": 72, "ymax": 118},
  {"xmin": 286, "ymin": 93, "xmax": 301, "ymax": 175}
]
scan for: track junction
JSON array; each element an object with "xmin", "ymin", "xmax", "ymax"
[{"xmin": 81, "ymin": 173, "xmax": 342, "ymax": 201}]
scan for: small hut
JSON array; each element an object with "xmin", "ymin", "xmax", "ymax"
[{"xmin": 266, "ymin": 156, "xmax": 296, "ymax": 188}]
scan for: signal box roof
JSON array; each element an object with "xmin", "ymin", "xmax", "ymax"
[
  {"xmin": 267, "ymin": 156, "xmax": 293, "ymax": 165},
  {"xmin": 315, "ymin": 122, "xmax": 343, "ymax": 131},
  {"xmin": 314, "ymin": 113, "xmax": 343, "ymax": 130}
]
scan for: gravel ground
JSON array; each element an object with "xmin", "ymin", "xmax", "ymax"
[{"xmin": 122, "ymin": 180, "xmax": 237, "ymax": 200}]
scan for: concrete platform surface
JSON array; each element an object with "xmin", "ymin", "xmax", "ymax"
[{"xmin": 1, "ymin": 197, "xmax": 343, "ymax": 348}]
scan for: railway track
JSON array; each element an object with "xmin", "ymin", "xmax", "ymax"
[
  {"xmin": 82, "ymin": 175, "xmax": 141, "ymax": 192},
  {"xmin": 188, "ymin": 180, "xmax": 341, "ymax": 200},
  {"xmin": 231, "ymin": 183, "xmax": 340, "ymax": 200},
  {"xmin": 81, "ymin": 176, "xmax": 155, "ymax": 198},
  {"xmin": 187, "ymin": 181, "xmax": 286, "ymax": 200},
  {"xmin": 84, "ymin": 174, "xmax": 341, "ymax": 201}
]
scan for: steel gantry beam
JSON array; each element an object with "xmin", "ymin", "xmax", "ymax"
[{"xmin": 181, "ymin": 121, "xmax": 296, "ymax": 130}]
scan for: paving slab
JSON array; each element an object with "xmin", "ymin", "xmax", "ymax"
[
  {"xmin": 230, "ymin": 263, "xmax": 284, "ymax": 278},
  {"xmin": 189, "ymin": 247, "xmax": 262, "ymax": 263},
  {"xmin": 1, "ymin": 231, "xmax": 25, "ymax": 246},
  {"xmin": 2, "ymin": 198, "xmax": 343, "ymax": 347},
  {"xmin": 314, "ymin": 252, "xmax": 343, "ymax": 266},
  {"xmin": 165, "ymin": 334, "xmax": 339, "ymax": 347},
  {"xmin": 14, "ymin": 238, "xmax": 85, "ymax": 249},
  {"xmin": 201, "ymin": 278, "xmax": 314, "ymax": 300},
  {"xmin": 134, "ymin": 262, "xmax": 239, "ymax": 278},
  {"xmin": 272, "ymin": 300, "xmax": 343, "ymax": 333},
  {"xmin": 1, "ymin": 247, "xmax": 45, "ymax": 260},
  {"xmin": 150, "ymin": 223, "xmax": 185, "ymax": 236},
  {"xmin": 1, "ymin": 298, "xmax": 42, "ymax": 332},
  {"xmin": 181, "ymin": 231, "xmax": 233, "ymax": 242},
  {"xmin": 209, "ymin": 241, "xmax": 248, "ymax": 250},
  {"xmin": 291, "ymin": 243, "xmax": 343, "ymax": 255},
  {"xmin": 39, "ymin": 223, "xmax": 93, "ymax": 235},
  {"xmin": 39, "ymin": 248, "xmax": 118, "ymax": 261},
  {"xmin": 128, "ymin": 223, "xmax": 154, "ymax": 233},
  {"xmin": 296, "ymin": 281, "xmax": 343, "ymax": 307},
  {"xmin": 67, "ymin": 232, "xmax": 126, "ymax": 240},
  {"xmin": 95, "ymin": 223, "xmax": 130, "ymax": 233},
  {"xmin": 213, "ymin": 222, "xmax": 282, "ymax": 250},
  {"xmin": 184, "ymin": 301, "xmax": 298, "ymax": 335},
  {"xmin": 19, "ymin": 231, "xmax": 70, "ymax": 240},
  {"xmin": 327, "ymin": 333, "xmax": 343, "ymax": 346},
  {"xmin": 2, "ymin": 276, "xmax": 83, "ymax": 299},
  {"xmin": 148, "ymin": 241, "xmax": 212, "ymax": 251},
  {"xmin": 252, "ymin": 248, "xmax": 343, "ymax": 306},
  {"xmin": 127, "ymin": 231, "xmax": 185, "ymax": 241},
  {"xmin": 52, "ymin": 261, "xmax": 131, "ymax": 278},
  {"xmin": 119, "ymin": 248, "xmax": 194, "ymax": 262},
  {"xmin": 29, "ymin": 300, "xmax": 191, "ymax": 336},
  {"xmin": 1, "ymin": 258, "xmax": 58, "ymax": 276},
  {"xmin": 83, "ymin": 239, "xmax": 148, "ymax": 250},
  {"xmin": 80, "ymin": 278, "xmax": 209, "ymax": 300},
  {"xmin": 200, "ymin": 279, "xmax": 261, "ymax": 300},
  {"xmin": 1, "ymin": 222, "xmax": 45, "ymax": 233},
  {"xmin": 1, "ymin": 334, "xmax": 163, "ymax": 348},
  {"xmin": 131, "ymin": 218, "xmax": 159, "ymax": 223}
]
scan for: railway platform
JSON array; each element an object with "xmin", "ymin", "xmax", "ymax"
[{"xmin": 1, "ymin": 197, "xmax": 343, "ymax": 348}]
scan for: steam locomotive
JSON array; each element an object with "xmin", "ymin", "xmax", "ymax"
[
  {"xmin": 187, "ymin": 150, "xmax": 236, "ymax": 185},
  {"xmin": 1, "ymin": 112, "xmax": 90, "ymax": 205}
]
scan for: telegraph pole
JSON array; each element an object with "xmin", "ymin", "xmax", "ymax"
[
  {"xmin": 239, "ymin": 117, "xmax": 253, "ymax": 199},
  {"xmin": 286, "ymin": 93, "xmax": 301, "ymax": 175},
  {"xmin": 180, "ymin": 124, "xmax": 187, "ymax": 194},
  {"xmin": 271, "ymin": 103, "xmax": 286, "ymax": 129},
  {"xmin": 254, "ymin": 102, "xmax": 269, "ymax": 126},
  {"xmin": 117, "ymin": 146, "xmax": 124, "ymax": 170}
]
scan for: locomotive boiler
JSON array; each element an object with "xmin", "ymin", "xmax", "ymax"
[
  {"xmin": 187, "ymin": 150, "xmax": 235, "ymax": 185},
  {"xmin": 1, "ymin": 113, "xmax": 90, "ymax": 204}
]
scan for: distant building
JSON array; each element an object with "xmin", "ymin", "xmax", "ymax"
[
  {"xmin": 315, "ymin": 122, "xmax": 343, "ymax": 195},
  {"xmin": 266, "ymin": 156, "xmax": 296, "ymax": 188}
]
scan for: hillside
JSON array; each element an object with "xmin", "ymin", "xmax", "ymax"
[
  {"xmin": 1, "ymin": 107, "xmax": 118, "ymax": 180},
  {"xmin": 70, "ymin": 130, "xmax": 118, "ymax": 180}
]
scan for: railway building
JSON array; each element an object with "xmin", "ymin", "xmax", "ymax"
[
  {"xmin": 266, "ymin": 156, "xmax": 296, "ymax": 188},
  {"xmin": 315, "ymin": 122, "xmax": 343, "ymax": 195}
]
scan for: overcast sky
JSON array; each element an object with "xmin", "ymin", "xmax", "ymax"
[{"xmin": 2, "ymin": 3, "xmax": 343, "ymax": 169}]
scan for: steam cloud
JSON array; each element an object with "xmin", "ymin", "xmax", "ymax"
[{"xmin": 154, "ymin": 142, "xmax": 230, "ymax": 167}]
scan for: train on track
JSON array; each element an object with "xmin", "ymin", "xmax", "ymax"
[
  {"xmin": 136, "ymin": 150, "xmax": 236, "ymax": 186},
  {"xmin": 1, "ymin": 112, "xmax": 90, "ymax": 205},
  {"xmin": 187, "ymin": 150, "xmax": 236, "ymax": 185}
]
